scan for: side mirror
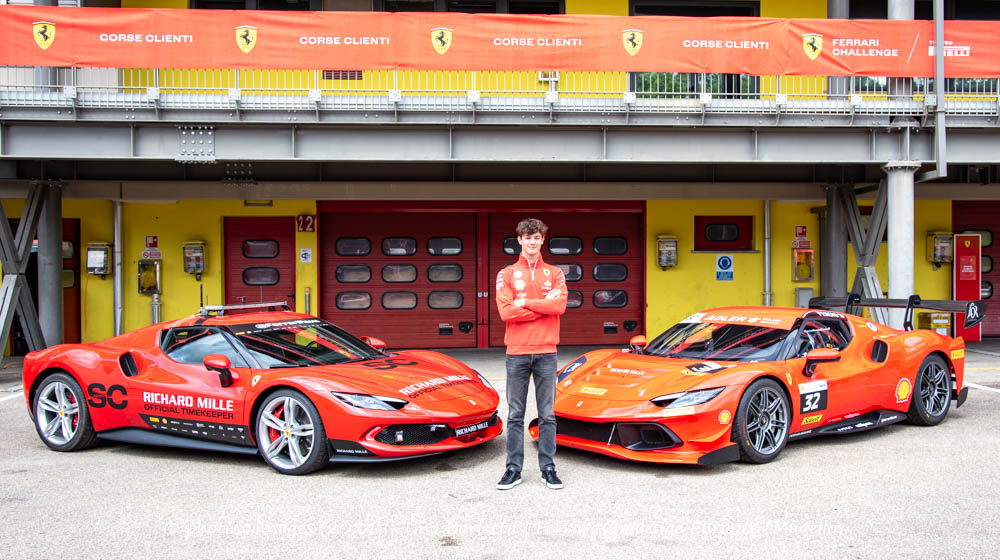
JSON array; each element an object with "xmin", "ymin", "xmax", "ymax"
[
  {"xmin": 204, "ymin": 354, "xmax": 236, "ymax": 387},
  {"xmin": 628, "ymin": 335, "xmax": 647, "ymax": 352},
  {"xmin": 361, "ymin": 336, "xmax": 387, "ymax": 352},
  {"xmin": 804, "ymin": 348, "xmax": 840, "ymax": 377}
]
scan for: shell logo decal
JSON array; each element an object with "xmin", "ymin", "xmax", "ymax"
[
  {"xmin": 895, "ymin": 378, "xmax": 913, "ymax": 403},
  {"xmin": 718, "ymin": 410, "xmax": 732, "ymax": 425}
]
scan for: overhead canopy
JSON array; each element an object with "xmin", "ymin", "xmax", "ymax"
[{"xmin": 0, "ymin": 6, "xmax": 997, "ymax": 76}]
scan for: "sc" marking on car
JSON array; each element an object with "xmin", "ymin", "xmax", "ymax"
[{"xmin": 87, "ymin": 383, "xmax": 128, "ymax": 409}]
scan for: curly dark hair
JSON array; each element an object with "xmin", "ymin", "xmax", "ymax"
[{"xmin": 515, "ymin": 218, "xmax": 548, "ymax": 237}]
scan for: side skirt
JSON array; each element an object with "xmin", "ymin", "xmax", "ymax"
[
  {"xmin": 97, "ymin": 428, "xmax": 259, "ymax": 455},
  {"xmin": 788, "ymin": 410, "xmax": 907, "ymax": 442}
]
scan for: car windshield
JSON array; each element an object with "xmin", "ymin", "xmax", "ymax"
[
  {"xmin": 643, "ymin": 321, "xmax": 791, "ymax": 362},
  {"xmin": 227, "ymin": 318, "xmax": 382, "ymax": 368}
]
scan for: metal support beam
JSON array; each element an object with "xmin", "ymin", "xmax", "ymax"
[
  {"xmin": 38, "ymin": 182, "xmax": 63, "ymax": 346},
  {"xmin": 885, "ymin": 160, "xmax": 920, "ymax": 329},
  {"xmin": 0, "ymin": 183, "xmax": 47, "ymax": 353},
  {"xmin": 822, "ymin": 184, "xmax": 848, "ymax": 297},
  {"xmin": 113, "ymin": 199, "xmax": 124, "ymax": 336},
  {"xmin": 839, "ymin": 181, "xmax": 890, "ymax": 325}
]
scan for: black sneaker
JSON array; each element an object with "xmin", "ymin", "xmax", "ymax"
[
  {"xmin": 541, "ymin": 468, "xmax": 563, "ymax": 489},
  {"xmin": 496, "ymin": 468, "xmax": 522, "ymax": 490}
]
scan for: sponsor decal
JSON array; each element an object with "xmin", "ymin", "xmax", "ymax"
[
  {"xmin": 33, "ymin": 21, "xmax": 56, "ymax": 50},
  {"xmin": 140, "ymin": 391, "xmax": 235, "ymax": 420},
  {"xmin": 638, "ymin": 388, "xmax": 646, "ymax": 397},
  {"xmin": 879, "ymin": 414, "xmax": 901, "ymax": 424},
  {"xmin": 895, "ymin": 378, "xmax": 912, "ymax": 403},
  {"xmin": 801, "ymin": 414, "xmax": 823, "ymax": 425},
  {"xmin": 251, "ymin": 375, "xmax": 261, "ymax": 387},
  {"xmin": 609, "ymin": 367, "xmax": 645, "ymax": 376},
  {"xmin": 455, "ymin": 420, "xmax": 489, "ymax": 436},
  {"xmin": 86, "ymin": 383, "xmax": 127, "ymax": 410},
  {"xmin": 298, "ymin": 35, "xmax": 390, "ymax": 46},
  {"xmin": 680, "ymin": 312, "xmax": 706, "ymax": 324},
  {"xmin": 855, "ymin": 421, "xmax": 873, "ymax": 428},
  {"xmin": 513, "ymin": 270, "xmax": 522, "ymax": 279},
  {"xmin": 399, "ymin": 374, "xmax": 475, "ymax": 398},
  {"xmin": 702, "ymin": 314, "xmax": 784, "ymax": 327},
  {"xmin": 514, "ymin": 279, "xmax": 526, "ymax": 291},
  {"xmin": 543, "ymin": 268, "xmax": 550, "ymax": 276},
  {"xmin": 235, "ymin": 26, "xmax": 257, "ymax": 54},
  {"xmin": 951, "ymin": 349, "xmax": 965, "ymax": 360},
  {"xmin": 718, "ymin": 410, "xmax": 732, "ymax": 425},
  {"xmin": 828, "ymin": 37, "xmax": 899, "ymax": 57},
  {"xmin": 798, "ymin": 379, "xmax": 828, "ymax": 413},
  {"xmin": 431, "ymin": 27, "xmax": 452, "ymax": 54},
  {"xmin": 361, "ymin": 357, "xmax": 419, "ymax": 370},
  {"xmin": 685, "ymin": 361, "xmax": 735, "ymax": 374},
  {"xmin": 802, "ymin": 33, "xmax": 823, "ymax": 60},
  {"xmin": 141, "ymin": 414, "xmax": 248, "ymax": 444},
  {"xmin": 789, "ymin": 429, "xmax": 812, "ymax": 439},
  {"xmin": 543, "ymin": 280, "xmax": 552, "ymax": 288},
  {"xmin": 662, "ymin": 406, "xmax": 695, "ymax": 418},
  {"xmin": 579, "ymin": 386, "xmax": 607, "ymax": 396},
  {"xmin": 804, "ymin": 310, "xmax": 845, "ymax": 319},
  {"xmin": 622, "ymin": 29, "xmax": 643, "ymax": 56},
  {"xmin": 785, "ymin": 373, "xmax": 793, "ymax": 385},
  {"xmin": 576, "ymin": 400, "xmax": 583, "ymax": 407},
  {"xmin": 844, "ymin": 412, "xmax": 860, "ymax": 419},
  {"xmin": 866, "ymin": 321, "xmax": 878, "ymax": 332},
  {"xmin": 836, "ymin": 425, "xmax": 854, "ymax": 432}
]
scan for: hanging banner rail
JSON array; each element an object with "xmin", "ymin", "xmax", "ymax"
[{"xmin": 1, "ymin": 6, "xmax": 998, "ymax": 77}]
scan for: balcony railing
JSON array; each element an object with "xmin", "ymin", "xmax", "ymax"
[{"xmin": 1, "ymin": 67, "xmax": 997, "ymax": 118}]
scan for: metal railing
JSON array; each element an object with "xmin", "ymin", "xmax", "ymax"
[{"xmin": 1, "ymin": 66, "xmax": 997, "ymax": 117}]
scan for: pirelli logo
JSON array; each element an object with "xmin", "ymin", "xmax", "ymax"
[{"xmin": 951, "ymin": 349, "xmax": 965, "ymax": 360}]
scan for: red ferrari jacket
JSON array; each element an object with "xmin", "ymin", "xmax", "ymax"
[{"xmin": 495, "ymin": 254, "xmax": 568, "ymax": 355}]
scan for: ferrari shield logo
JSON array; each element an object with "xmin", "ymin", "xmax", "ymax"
[
  {"xmin": 431, "ymin": 27, "xmax": 452, "ymax": 55},
  {"xmin": 622, "ymin": 29, "xmax": 643, "ymax": 56},
  {"xmin": 802, "ymin": 33, "xmax": 823, "ymax": 60},
  {"xmin": 33, "ymin": 21, "xmax": 56, "ymax": 51},
  {"xmin": 235, "ymin": 26, "xmax": 258, "ymax": 54}
]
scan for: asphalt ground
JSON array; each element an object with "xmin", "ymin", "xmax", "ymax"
[{"xmin": 2, "ymin": 344, "xmax": 1000, "ymax": 559}]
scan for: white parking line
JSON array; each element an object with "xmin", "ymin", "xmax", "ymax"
[
  {"xmin": 0, "ymin": 391, "xmax": 24, "ymax": 404},
  {"xmin": 966, "ymin": 382, "xmax": 1000, "ymax": 394}
]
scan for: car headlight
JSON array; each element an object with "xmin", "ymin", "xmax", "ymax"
[
  {"xmin": 558, "ymin": 356, "xmax": 587, "ymax": 381},
  {"xmin": 332, "ymin": 392, "xmax": 408, "ymax": 410},
  {"xmin": 475, "ymin": 371, "xmax": 495, "ymax": 390},
  {"xmin": 650, "ymin": 387, "xmax": 724, "ymax": 408}
]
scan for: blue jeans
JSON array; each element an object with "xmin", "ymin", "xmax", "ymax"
[{"xmin": 505, "ymin": 353, "xmax": 558, "ymax": 472}]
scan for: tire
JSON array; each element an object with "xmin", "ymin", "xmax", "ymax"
[
  {"xmin": 32, "ymin": 372, "xmax": 97, "ymax": 452},
  {"xmin": 255, "ymin": 390, "xmax": 329, "ymax": 475},
  {"xmin": 906, "ymin": 355, "xmax": 952, "ymax": 426},
  {"xmin": 733, "ymin": 378, "xmax": 791, "ymax": 464}
]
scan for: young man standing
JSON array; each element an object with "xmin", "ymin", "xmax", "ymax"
[{"xmin": 495, "ymin": 218, "xmax": 568, "ymax": 490}]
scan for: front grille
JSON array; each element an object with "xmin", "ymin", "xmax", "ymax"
[
  {"xmin": 375, "ymin": 413, "xmax": 498, "ymax": 446},
  {"xmin": 555, "ymin": 417, "xmax": 681, "ymax": 451}
]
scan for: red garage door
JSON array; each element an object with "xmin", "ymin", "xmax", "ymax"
[
  {"xmin": 320, "ymin": 212, "xmax": 478, "ymax": 349},
  {"xmin": 488, "ymin": 212, "xmax": 643, "ymax": 347},
  {"xmin": 953, "ymin": 201, "xmax": 999, "ymax": 336},
  {"xmin": 224, "ymin": 217, "xmax": 296, "ymax": 306}
]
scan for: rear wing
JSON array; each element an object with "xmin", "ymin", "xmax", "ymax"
[{"xmin": 808, "ymin": 294, "xmax": 986, "ymax": 331}]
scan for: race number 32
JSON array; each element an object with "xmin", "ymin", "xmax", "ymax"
[{"xmin": 798, "ymin": 380, "xmax": 828, "ymax": 414}]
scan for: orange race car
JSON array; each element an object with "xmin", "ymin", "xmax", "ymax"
[
  {"xmin": 530, "ymin": 296, "xmax": 985, "ymax": 466},
  {"xmin": 22, "ymin": 302, "xmax": 501, "ymax": 475}
]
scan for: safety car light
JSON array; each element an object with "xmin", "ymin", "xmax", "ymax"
[
  {"xmin": 650, "ymin": 387, "xmax": 725, "ymax": 408},
  {"xmin": 332, "ymin": 392, "xmax": 408, "ymax": 411}
]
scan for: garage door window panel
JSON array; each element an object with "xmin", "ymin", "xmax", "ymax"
[
  {"xmin": 243, "ymin": 239, "xmax": 280, "ymax": 259},
  {"xmin": 594, "ymin": 290, "xmax": 627, "ymax": 308},
  {"xmin": 336, "ymin": 264, "xmax": 371, "ymax": 283},
  {"xmin": 548, "ymin": 237, "xmax": 583, "ymax": 255},
  {"xmin": 428, "ymin": 264, "xmax": 463, "ymax": 282},
  {"xmin": 502, "ymin": 237, "xmax": 520, "ymax": 255},
  {"xmin": 383, "ymin": 237, "xmax": 417, "ymax": 256},
  {"xmin": 594, "ymin": 263, "xmax": 628, "ymax": 282},
  {"xmin": 383, "ymin": 264, "xmax": 418, "ymax": 283},
  {"xmin": 243, "ymin": 267, "xmax": 279, "ymax": 286},
  {"xmin": 428, "ymin": 291, "xmax": 463, "ymax": 309},
  {"xmin": 556, "ymin": 263, "xmax": 582, "ymax": 282},
  {"xmin": 337, "ymin": 291, "xmax": 372, "ymax": 310},
  {"xmin": 567, "ymin": 290, "xmax": 583, "ymax": 308},
  {"xmin": 960, "ymin": 229, "xmax": 993, "ymax": 248},
  {"xmin": 594, "ymin": 237, "xmax": 628, "ymax": 255},
  {"xmin": 428, "ymin": 237, "xmax": 463, "ymax": 255},
  {"xmin": 383, "ymin": 291, "xmax": 418, "ymax": 310},
  {"xmin": 336, "ymin": 237, "xmax": 371, "ymax": 256}
]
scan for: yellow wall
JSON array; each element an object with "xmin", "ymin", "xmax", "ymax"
[
  {"xmin": 760, "ymin": 0, "xmax": 826, "ymax": 18},
  {"xmin": 566, "ymin": 0, "xmax": 628, "ymax": 16},
  {"xmin": 120, "ymin": 200, "xmax": 318, "ymax": 333},
  {"xmin": 1, "ymin": 198, "xmax": 115, "ymax": 344},
  {"xmin": 645, "ymin": 200, "xmax": 822, "ymax": 337}
]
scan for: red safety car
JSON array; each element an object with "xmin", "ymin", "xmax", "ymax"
[
  {"xmin": 23, "ymin": 302, "xmax": 501, "ymax": 475},
  {"xmin": 530, "ymin": 296, "xmax": 985, "ymax": 466}
]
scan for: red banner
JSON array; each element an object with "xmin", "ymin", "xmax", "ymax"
[{"xmin": 1, "ymin": 6, "xmax": 998, "ymax": 76}]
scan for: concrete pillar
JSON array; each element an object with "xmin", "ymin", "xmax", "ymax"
[
  {"xmin": 37, "ymin": 183, "xmax": 63, "ymax": 347},
  {"xmin": 823, "ymin": 185, "xmax": 849, "ymax": 297},
  {"xmin": 827, "ymin": 0, "xmax": 849, "ymax": 96},
  {"xmin": 884, "ymin": 161, "xmax": 920, "ymax": 329}
]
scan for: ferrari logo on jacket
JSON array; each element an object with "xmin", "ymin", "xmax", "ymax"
[
  {"xmin": 622, "ymin": 29, "xmax": 643, "ymax": 56},
  {"xmin": 33, "ymin": 21, "xmax": 55, "ymax": 51},
  {"xmin": 236, "ymin": 26, "xmax": 258, "ymax": 54},
  {"xmin": 802, "ymin": 33, "xmax": 823, "ymax": 60},
  {"xmin": 431, "ymin": 27, "xmax": 452, "ymax": 55}
]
